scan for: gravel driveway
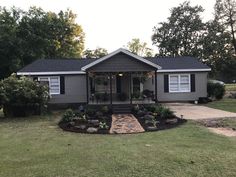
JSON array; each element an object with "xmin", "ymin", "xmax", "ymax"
[{"xmin": 164, "ymin": 103, "xmax": 236, "ymax": 120}]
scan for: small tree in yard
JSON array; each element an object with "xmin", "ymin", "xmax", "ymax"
[{"xmin": 0, "ymin": 74, "xmax": 49, "ymax": 117}]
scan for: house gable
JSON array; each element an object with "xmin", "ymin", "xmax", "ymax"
[{"xmin": 81, "ymin": 48, "xmax": 161, "ymax": 72}]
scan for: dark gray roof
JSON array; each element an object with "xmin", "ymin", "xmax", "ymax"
[
  {"xmin": 18, "ymin": 56, "xmax": 210, "ymax": 73},
  {"xmin": 146, "ymin": 56, "xmax": 210, "ymax": 70},
  {"xmin": 18, "ymin": 58, "xmax": 97, "ymax": 72}
]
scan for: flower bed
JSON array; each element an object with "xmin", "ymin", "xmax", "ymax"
[
  {"xmin": 59, "ymin": 104, "xmax": 187, "ymax": 134},
  {"xmin": 132, "ymin": 104, "xmax": 187, "ymax": 131},
  {"xmin": 58, "ymin": 106, "xmax": 112, "ymax": 134}
]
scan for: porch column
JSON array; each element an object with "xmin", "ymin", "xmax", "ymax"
[
  {"xmin": 109, "ymin": 73, "xmax": 112, "ymax": 105},
  {"xmin": 86, "ymin": 72, "xmax": 89, "ymax": 104},
  {"xmin": 155, "ymin": 70, "xmax": 158, "ymax": 103},
  {"xmin": 129, "ymin": 72, "xmax": 132, "ymax": 104}
]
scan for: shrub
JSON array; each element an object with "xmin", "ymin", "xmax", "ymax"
[
  {"xmin": 60, "ymin": 109, "xmax": 75, "ymax": 123},
  {"xmin": 145, "ymin": 105, "xmax": 157, "ymax": 112},
  {"xmin": 0, "ymin": 74, "xmax": 49, "ymax": 117},
  {"xmin": 160, "ymin": 107, "xmax": 174, "ymax": 119},
  {"xmin": 207, "ymin": 82, "xmax": 225, "ymax": 100}
]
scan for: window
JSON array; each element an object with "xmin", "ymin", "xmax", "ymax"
[
  {"xmin": 38, "ymin": 76, "xmax": 60, "ymax": 95},
  {"xmin": 169, "ymin": 74, "xmax": 190, "ymax": 92}
]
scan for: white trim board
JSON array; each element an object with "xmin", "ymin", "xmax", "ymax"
[
  {"xmin": 17, "ymin": 71, "xmax": 86, "ymax": 75},
  {"xmin": 157, "ymin": 68, "xmax": 211, "ymax": 73},
  {"xmin": 81, "ymin": 48, "xmax": 162, "ymax": 71}
]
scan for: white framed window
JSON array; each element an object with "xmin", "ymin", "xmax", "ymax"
[
  {"xmin": 38, "ymin": 76, "xmax": 60, "ymax": 95},
  {"xmin": 169, "ymin": 74, "xmax": 190, "ymax": 93}
]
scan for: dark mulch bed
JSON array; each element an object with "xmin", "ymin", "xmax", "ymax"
[{"xmin": 135, "ymin": 115, "xmax": 187, "ymax": 132}]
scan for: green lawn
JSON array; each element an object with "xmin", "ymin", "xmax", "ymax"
[
  {"xmin": 225, "ymin": 84, "xmax": 236, "ymax": 92},
  {"xmin": 0, "ymin": 113, "xmax": 236, "ymax": 177},
  {"xmin": 206, "ymin": 98, "xmax": 236, "ymax": 113}
]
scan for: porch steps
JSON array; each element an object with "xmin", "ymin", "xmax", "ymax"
[{"xmin": 112, "ymin": 104, "xmax": 132, "ymax": 114}]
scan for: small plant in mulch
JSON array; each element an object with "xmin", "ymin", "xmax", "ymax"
[
  {"xmin": 58, "ymin": 106, "xmax": 112, "ymax": 134},
  {"xmin": 132, "ymin": 104, "xmax": 187, "ymax": 132}
]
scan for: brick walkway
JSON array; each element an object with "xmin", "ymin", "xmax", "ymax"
[{"xmin": 109, "ymin": 114, "xmax": 145, "ymax": 134}]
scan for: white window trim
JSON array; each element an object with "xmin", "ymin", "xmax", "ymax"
[
  {"xmin": 38, "ymin": 76, "xmax": 60, "ymax": 95},
  {"xmin": 169, "ymin": 74, "xmax": 191, "ymax": 93}
]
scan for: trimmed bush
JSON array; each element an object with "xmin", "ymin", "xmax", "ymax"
[
  {"xmin": 60, "ymin": 109, "xmax": 75, "ymax": 123},
  {"xmin": 207, "ymin": 82, "xmax": 225, "ymax": 100},
  {"xmin": 0, "ymin": 74, "xmax": 49, "ymax": 117}
]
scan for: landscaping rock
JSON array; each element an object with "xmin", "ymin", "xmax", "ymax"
[
  {"xmin": 68, "ymin": 121, "xmax": 75, "ymax": 127},
  {"xmin": 146, "ymin": 126, "xmax": 158, "ymax": 131},
  {"xmin": 145, "ymin": 120, "xmax": 154, "ymax": 125},
  {"xmin": 144, "ymin": 114, "xmax": 155, "ymax": 120},
  {"xmin": 137, "ymin": 110, "xmax": 145, "ymax": 117},
  {"xmin": 87, "ymin": 127, "xmax": 98, "ymax": 133},
  {"xmin": 88, "ymin": 119, "xmax": 99, "ymax": 124},
  {"xmin": 166, "ymin": 118, "xmax": 178, "ymax": 124},
  {"xmin": 74, "ymin": 124, "xmax": 87, "ymax": 130}
]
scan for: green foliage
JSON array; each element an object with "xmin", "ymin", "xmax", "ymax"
[
  {"xmin": 207, "ymin": 82, "xmax": 225, "ymax": 100},
  {"xmin": 83, "ymin": 47, "xmax": 108, "ymax": 58},
  {"xmin": 152, "ymin": 1, "xmax": 204, "ymax": 57},
  {"xmin": 99, "ymin": 121, "xmax": 109, "ymax": 130},
  {"xmin": 60, "ymin": 109, "xmax": 75, "ymax": 123},
  {"xmin": 126, "ymin": 38, "xmax": 153, "ymax": 57},
  {"xmin": 0, "ymin": 7, "xmax": 85, "ymax": 79},
  {"xmin": 160, "ymin": 107, "xmax": 175, "ymax": 119},
  {"xmin": 0, "ymin": 74, "xmax": 49, "ymax": 117}
]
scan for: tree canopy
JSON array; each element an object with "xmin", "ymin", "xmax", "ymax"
[
  {"xmin": 0, "ymin": 6, "xmax": 84, "ymax": 79},
  {"xmin": 83, "ymin": 47, "xmax": 108, "ymax": 58},
  {"xmin": 126, "ymin": 38, "xmax": 153, "ymax": 57},
  {"xmin": 152, "ymin": 0, "xmax": 236, "ymax": 82}
]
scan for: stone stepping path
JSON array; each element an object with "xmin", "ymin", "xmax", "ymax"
[{"xmin": 110, "ymin": 114, "xmax": 145, "ymax": 134}]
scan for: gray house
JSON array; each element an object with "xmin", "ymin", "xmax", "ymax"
[{"xmin": 17, "ymin": 48, "xmax": 211, "ymax": 105}]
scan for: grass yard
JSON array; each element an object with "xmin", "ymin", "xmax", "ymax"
[
  {"xmin": 225, "ymin": 84, "xmax": 236, "ymax": 92},
  {"xmin": 0, "ymin": 112, "xmax": 236, "ymax": 177},
  {"xmin": 206, "ymin": 98, "xmax": 236, "ymax": 113}
]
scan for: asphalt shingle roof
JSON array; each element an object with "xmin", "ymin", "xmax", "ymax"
[{"xmin": 18, "ymin": 56, "xmax": 210, "ymax": 73}]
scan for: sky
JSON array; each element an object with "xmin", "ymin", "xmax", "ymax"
[{"xmin": 1, "ymin": 0, "xmax": 216, "ymax": 53}]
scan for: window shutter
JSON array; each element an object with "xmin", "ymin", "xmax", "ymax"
[
  {"xmin": 164, "ymin": 75, "xmax": 169, "ymax": 93},
  {"xmin": 60, "ymin": 76, "xmax": 65, "ymax": 94},
  {"xmin": 191, "ymin": 74, "xmax": 195, "ymax": 92}
]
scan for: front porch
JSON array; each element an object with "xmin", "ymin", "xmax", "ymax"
[
  {"xmin": 81, "ymin": 49, "xmax": 161, "ymax": 106},
  {"xmin": 86, "ymin": 72, "xmax": 157, "ymax": 105}
]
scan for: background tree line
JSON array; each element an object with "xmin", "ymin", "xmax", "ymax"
[
  {"xmin": 152, "ymin": 0, "xmax": 236, "ymax": 82},
  {"xmin": 1, "ymin": 0, "xmax": 236, "ymax": 82}
]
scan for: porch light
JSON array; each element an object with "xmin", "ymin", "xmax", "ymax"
[{"xmin": 118, "ymin": 73, "xmax": 123, "ymax": 77}]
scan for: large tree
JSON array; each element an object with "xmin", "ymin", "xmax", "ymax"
[
  {"xmin": 152, "ymin": 1, "xmax": 205, "ymax": 57},
  {"xmin": 126, "ymin": 38, "xmax": 153, "ymax": 57},
  {"xmin": 201, "ymin": 1, "xmax": 236, "ymax": 81},
  {"xmin": 215, "ymin": 0, "xmax": 236, "ymax": 54},
  {"xmin": 0, "ymin": 7, "xmax": 85, "ymax": 79}
]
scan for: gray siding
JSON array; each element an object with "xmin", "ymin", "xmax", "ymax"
[
  {"xmin": 156, "ymin": 72, "xmax": 208, "ymax": 102},
  {"xmin": 49, "ymin": 75, "xmax": 87, "ymax": 104},
  {"xmin": 88, "ymin": 53, "xmax": 156, "ymax": 72},
  {"xmin": 43, "ymin": 72, "xmax": 208, "ymax": 104}
]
